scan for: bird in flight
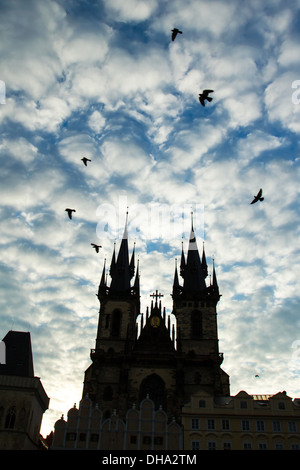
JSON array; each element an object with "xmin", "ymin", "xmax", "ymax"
[
  {"xmin": 171, "ymin": 28, "xmax": 182, "ymax": 41},
  {"xmin": 91, "ymin": 243, "xmax": 102, "ymax": 253},
  {"xmin": 199, "ymin": 89, "xmax": 214, "ymax": 106},
  {"xmin": 81, "ymin": 157, "xmax": 91, "ymax": 166},
  {"xmin": 65, "ymin": 208, "xmax": 76, "ymax": 219},
  {"xmin": 250, "ymin": 188, "xmax": 264, "ymax": 205}
]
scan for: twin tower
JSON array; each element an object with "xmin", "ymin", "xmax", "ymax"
[{"xmin": 82, "ymin": 215, "xmax": 230, "ymax": 421}]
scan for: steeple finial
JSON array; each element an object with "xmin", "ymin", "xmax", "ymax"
[
  {"xmin": 183, "ymin": 214, "xmax": 206, "ymax": 292},
  {"xmin": 109, "ymin": 210, "xmax": 132, "ymax": 293},
  {"xmin": 123, "ymin": 207, "xmax": 129, "ymax": 239}
]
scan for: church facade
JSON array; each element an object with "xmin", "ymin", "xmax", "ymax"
[{"xmin": 51, "ymin": 217, "xmax": 300, "ymax": 450}]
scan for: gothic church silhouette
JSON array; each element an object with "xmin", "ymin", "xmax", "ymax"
[{"xmin": 52, "ymin": 214, "xmax": 231, "ymax": 450}]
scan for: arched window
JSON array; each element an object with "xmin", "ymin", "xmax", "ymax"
[
  {"xmin": 195, "ymin": 372, "xmax": 201, "ymax": 384},
  {"xmin": 191, "ymin": 310, "xmax": 202, "ymax": 338},
  {"xmin": 103, "ymin": 386, "xmax": 113, "ymax": 401},
  {"xmin": 139, "ymin": 374, "xmax": 166, "ymax": 410},
  {"xmin": 111, "ymin": 309, "xmax": 122, "ymax": 337},
  {"xmin": 5, "ymin": 406, "xmax": 16, "ymax": 429}
]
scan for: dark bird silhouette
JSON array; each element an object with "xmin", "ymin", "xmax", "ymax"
[
  {"xmin": 65, "ymin": 208, "xmax": 76, "ymax": 219},
  {"xmin": 250, "ymin": 188, "xmax": 264, "ymax": 205},
  {"xmin": 199, "ymin": 89, "xmax": 214, "ymax": 106},
  {"xmin": 81, "ymin": 157, "xmax": 91, "ymax": 166},
  {"xmin": 171, "ymin": 28, "xmax": 182, "ymax": 41},
  {"xmin": 255, "ymin": 374, "xmax": 259, "ymax": 378},
  {"xmin": 91, "ymin": 243, "xmax": 102, "ymax": 253}
]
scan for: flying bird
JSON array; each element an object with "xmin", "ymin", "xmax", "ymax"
[
  {"xmin": 250, "ymin": 188, "xmax": 264, "ymax": 205},
  {"xmin": 65, "ymin": 208, "xmax": 76, "ymax": 219},
  {"xmin": 171, "ymin": 28, "xmax": 182, "ymax": 41},
  {"xmin": 255, "ymin": 375, "xmax": 259, "ymax": 378},
  {"xmin": 199, "ymin": 89, "xmax": 214, "ymax": 106},
  {"xmin": 91, "ymin": 243, "xmax": 102, "ymax": 253},
  {"xmin": 81, "ymin": 157, "xmax": 91, "ymax": 166}
]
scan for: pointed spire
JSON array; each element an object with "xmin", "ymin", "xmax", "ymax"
[
  {"xmin": 212, "ymin": 258, "xmax": 219, "ymax": 293},
  {"xmin": 183, "ymin": 212, "xmax": 206, "ymax": 293},
  {"xmin": 109, "ymin": 210, "xmax": 131, "ymax": 293},
  {"xmin": 172, "ymin": 258, "xmax": 182, "ymax": 297},
  {"xmin": 202, "ymin": 242, "xmax": 208, "ymax": 279},
  {"xmin": 98, "ymin": 258, "xmax": 107, "ymax": 298},
  {"xmin": 109, "ymin": 242, "xmax": 116, "ymax": 277},
  {"xmin": 133, "ymin": 258, "xmax": 140, "ymax": 297},
  {"xmin": 188, "ymin": 211, "xmax": 197, "ymax": 251},
  {"xmin": 180, "ymin": 240, "xmax": 185, "ymax": 277},
  {"xmin": 129, "ymin": 241, "xmax": 135, "ymax": 280},
  {"xmin": 173, "ymin": 258, "xmax": 179, "ymax": 287}
]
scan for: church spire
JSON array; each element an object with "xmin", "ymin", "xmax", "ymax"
[
  {"xmin": 133, "ymin": 258, "xmax": 140, "ymax": 297},
  {"xmin": 129, "ymin": 241, "xmax": 136, "ymax": 280},
  {"xmin": 98, "ymin": 258, "xmax": 107, "ymax": 298},
  {"xmin": 202, "ymin": 243, "xmax": 208, "ymax": 279},
  {"xmin": 172, "ymin": 258, "xmax": 181, "ymax": 296},
  {"xmin": 183, "ymin": 212, "xmax": 206, "ymax": 293},
  {"xmin": 212, "ymin": 258, "xmax": 219, "ymax": 296},
  {"xmin": 107, "ymin": 210, "xmax": 132, "ymax": 294}
]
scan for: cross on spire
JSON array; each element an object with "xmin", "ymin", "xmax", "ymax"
[{"xmin": 150, "ymin": 290, "xmax": 164, "ymax": 303}]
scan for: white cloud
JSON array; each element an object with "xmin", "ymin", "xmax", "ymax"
[
  {"xmin": 265, "ymin": 72, "xmax": 300, "ymax": 133},
  {"xmin": 103, "ymin": 0, "xmax": 158, "ymax": 22},
  {"xmin": 88, "ymin": 110, "xmax": 106, "ymax": 133},
  {"xmin": 0, "ymin": 137, "xmax": 38, "ymax": 164},
  {"xmin": 100, "ymin": 139, "xmax": 152, "ymax": 176}
]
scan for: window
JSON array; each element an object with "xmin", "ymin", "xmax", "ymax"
[
  {"xmin": 79, "ymin": 433, "xmax": 86, "ymax": 441},
  {"xmin": 195, "ymin": 372, "xmax": 201, "ymax": 384},
  {"xmin": 258, "ymin": 442, "xmax": 268, "ymax": 450},
  {"xmin": 154, "ymin": 436, "xmax": 163, "ymax": 445},
  {"xmin": 191, "ymin": 440, "xmax": 200, "ymax": 450},
  {"xmin": 191, "ymin": 310, "xmax": 202, "ymax": 338},
  {"xmin": 288, "ymin": 421, "xmax": 297, "ymax": 432},
  {"xmin": 256, "ymin": 420, "xmax": 265, "ymax": 432},
  {"xmin": 272, "ymin": 421, "xmax": 281, "ymax": 432},
  {"xmin": 223, "ymin": 442, "xmax": 232, "ymax": 450},
  {"xmin": 198, "ymin": 399, "xmax": 206, "ymax": 408},
  {"xmin": 139, "ymin": 374, "xmax": 166, "ymax": 410},
  {"xmin": 278, "ymin": 401, "xmax": 285, "ymax": 410},
  {"xmin": 243, "ymin": 442, "xmax": 252, "ymax": 450},
  {"xmin": 103, "ymin": 386, "xmax": 113, "ymax": 401},
  {"xmin": 221, "ymin": 419, "xmax": 230, "ymax": 431},
  {"xmin": 191, "ymin": 418, "xmax": 200, "ymax": 430},
  {"xmin": 66, "ymin": 432, "xmax": 77, "ymax": 441},
  {"xmin": 130, "ymin": 435, "xmax": 137, "ymax": 444},
  {"xmin": 275, "ymin": 443, "xmax": 284, "ymax": 450},
  {"xmin": 291, "ymin": 444, "xmax": 300, "ymax": 450},
  {"xmin": 207, "ymin": 419, "xmax": 216, "ymax": 430},
  {"xmin": 90, "ymin": 433, "xmax": 99, "ymax": 442},
  {"xmin": 5, "ymin": 406, "xmax": 16, "ymax": 429},
  {"xmin": 240, "ymin": 400, "xmax": 248, "ymax": 409},
  {"xmin": 241, "ymin": 420, "xmax": 250, "ymax": 431},
  {"xmin": 207, "ymin": 441, "xmax": 217, "ymax": 450},
  {"xmin": 143, "ymin": 436, "xmax": 151, "ymax": 445},
  {"xmin": 111, "ymin": 309, "xmax": 122, "ymax": 337}
]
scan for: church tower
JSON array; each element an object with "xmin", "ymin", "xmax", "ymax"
[
  {"xmin": 82, "ymin": 212, "xmax": 229, "ymax": 422},
  {"xmin": 82, "ymin": 213, "xmax": 140, "ymax": 416},
  {"xmin": 172, "ymin": 213, "xmax": 230, "ymax": 397}
]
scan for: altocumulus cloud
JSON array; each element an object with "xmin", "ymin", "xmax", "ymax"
[{"xmin": 0, "ymin": 0, "xmax": 300, "ymax": 436}]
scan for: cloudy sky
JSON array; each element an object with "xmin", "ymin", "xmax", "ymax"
[{"xmin": 1, "ymin": 0, "xmax": 300, "ymax": 437}]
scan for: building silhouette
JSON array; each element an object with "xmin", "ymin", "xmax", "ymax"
[
  {"xmin": 52, "ymin": 217, "xmax": 300, "ymax": 450},
  {"xmin": 0, "ymin": 331, "xmax": 49, "ymax": 450}
]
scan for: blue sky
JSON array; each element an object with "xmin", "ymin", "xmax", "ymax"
[{"xmin": 1, "ymin": 0, "xmax": 300, "ymax": 437}]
